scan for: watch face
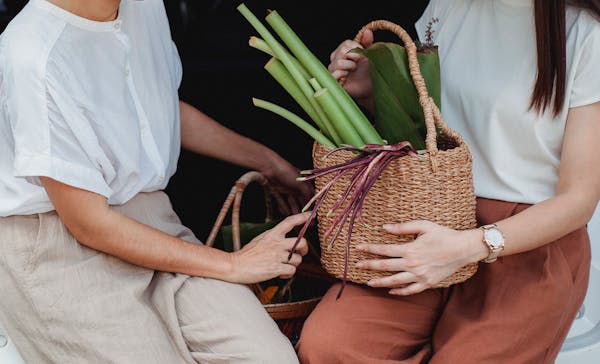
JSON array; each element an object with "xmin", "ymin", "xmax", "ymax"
[{"xmin": 485, "ymin": 228, "xmax": 504, "ymax": 248}]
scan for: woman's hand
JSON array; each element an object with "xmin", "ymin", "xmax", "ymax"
[
  {"xmin": 356, "ymin": 221, "xmax": 487, "ymax": 296},
  {"xmin": 260, "ymin": 154, "xmax": 314, "ymax": 213},
  {"xmin": 228, "ymin": 212, "xmax": 311, "ymax": 284},
  {"xmin": 328, "ymin": 29, "xmax": 374, "ymax": 109}
]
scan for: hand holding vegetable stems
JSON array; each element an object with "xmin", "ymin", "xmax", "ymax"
[{"xmin": 329, "ymin": 29, "xmax": 375, "ymax": 113}]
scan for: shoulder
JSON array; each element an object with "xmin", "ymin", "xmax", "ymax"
[
  {"xmin": 567, "ymin": 6, "xmax": 600, "ymax": 45},
  {"xmin": 415, "ymin": 0, "xmax": 472, "ymax": 43},
  {"xmin": 120, "ymin": 0, "xmax": 170, "ymax": 26},
  {"xmin": 1, "ymin": 2, "xmax": 66, "ymax": 76}
]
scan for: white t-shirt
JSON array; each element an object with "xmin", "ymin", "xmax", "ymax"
[
  {"xmin": 0, "ymin": 0, "xmax": 182, "ymax": 216},
  {"xmin": 415, "ymin": 0, "xmax": 600, "ymax": 204}
]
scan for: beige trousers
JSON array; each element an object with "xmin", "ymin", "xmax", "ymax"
[{"xmin": 0, "ymin": 191, "xmax": 298, "ymax": 364}]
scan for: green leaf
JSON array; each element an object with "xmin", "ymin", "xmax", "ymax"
[{"xmin": 355, "ymin": 43, "xmax": 441, "ymax": 147}]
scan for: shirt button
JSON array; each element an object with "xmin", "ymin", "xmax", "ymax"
[
  {"xmin": 125, "ymin": 68, "xmax": 130, "ymax": 76},
  {"xmin": 0, "ymin": 335, "xmax": 7, "ymax": 348},
  {"xmin": 113, "ymin": 21, "xmax": 121, "ymax": 30}
]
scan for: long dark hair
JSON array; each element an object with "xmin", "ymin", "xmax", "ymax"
[{"xmin": 532, "ymin": 0, "xmax": 600, "ymax": 116}]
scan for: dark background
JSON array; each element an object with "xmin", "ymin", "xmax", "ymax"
[{"xmin": 1, "ymin": 1, "xmax": 427, "ymax": 241}]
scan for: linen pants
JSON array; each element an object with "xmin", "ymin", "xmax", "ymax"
[
  {"xmin": 0, "ymin": 191, "xmax": 298, "ymax": 364},
  {"xmin": 297, "ymin": 197, "xmax": 591, "ymax": 363}
]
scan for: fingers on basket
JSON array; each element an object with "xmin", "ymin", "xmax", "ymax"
[
  {"xmin": 367, "ymin": 271, "xmax": 416, "ymax": 288},
  {"xmin": 383, "ymin": 220, "xmax": 436, "ymax": 235},
  {"xmin": 272, "ymin": 212, "xmax": 312, "ymax": 235},
  {"xmin": 356, "ymin": 243, "xmax": 407, "ymax": 257},
  {"xmin": 284, "ymin": 237, "xmax": 308, "ymax": 256},
  {"xmin": 356, "ymin": 257, "xmax": 406, "ymax": 272},
  {"xmin": 278, "ymin": 263, "xmax": 296, "ymax": 278},
  {"xmin": 389, "ymin": 283, "xmax": 427, "ymax": 296}
]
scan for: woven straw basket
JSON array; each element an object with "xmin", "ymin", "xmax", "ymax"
[
  {"xmin": 314, "ymin": 20, "xmax": 478, "ymax": 287},
  {"xmin": 206, "ymin": 171, "xmax": 323, "ymax": 341}
]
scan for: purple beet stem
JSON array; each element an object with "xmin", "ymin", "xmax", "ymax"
[{"xmin": 288, "ymin": 142, "xmax": 417, "ymax": 297}]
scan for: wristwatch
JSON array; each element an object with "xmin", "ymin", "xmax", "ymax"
[{"xmin": 481, "ymin": 224, "xmax": 505, "ymax": 263}]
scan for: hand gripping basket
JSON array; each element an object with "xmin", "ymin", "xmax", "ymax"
[
  {"xmin": 314, "ymin": 20, "xmax": 478, "ymax": 288},
  {"xmin": 206, "ymin": 171, "xmax": 325, "ymax": 342}
]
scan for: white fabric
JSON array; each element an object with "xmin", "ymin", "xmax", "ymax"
[
  {"xmin": 415, "ymin": 0, "xmax": 600, "ymax": 204},
  {"xmin": 0, "ymin": 0, "xmax": 182, "ymax": 216}
]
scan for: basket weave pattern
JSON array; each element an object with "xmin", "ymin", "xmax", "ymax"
[{"xmin": 315, "ymin": 20, "xmax": 479, "ymax": 287}]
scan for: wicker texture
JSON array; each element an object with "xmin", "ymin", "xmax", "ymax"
[
  {"xmin": 206, "ymin": 172, "xmax": 322, "ymax": 337},
  {"xmin": 315, "ymin": 20, "xmax": 478, "ymax": 287}
]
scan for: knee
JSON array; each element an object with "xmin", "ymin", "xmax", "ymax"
[{"xmin": 297, "ymin": 309, "xmax": 355, "ymax": 362}]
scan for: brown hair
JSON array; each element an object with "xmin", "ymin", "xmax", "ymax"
[{"xmin": 532, "ymin": 0, "xmax": 600, "ymax": 116}]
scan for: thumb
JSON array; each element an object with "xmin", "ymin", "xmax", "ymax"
[
  {"xmin": 361, "ymin": 29, "xmax": 374, "ymax": 48},
  {"xmin": 383, "ymin": 220, "xmax": 434, "ymax": 236}
]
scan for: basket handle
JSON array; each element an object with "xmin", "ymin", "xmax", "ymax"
[
  {"xmin": 344, "ymin": 20, "xmax": 464, "ymax": 167},
  {"xmin": 206, "ymin": 171, "xmax": 290, "ymax": 250},
  {"xmin": 206, "ymin": 171, "xmax": 292, "ymax": 303}
]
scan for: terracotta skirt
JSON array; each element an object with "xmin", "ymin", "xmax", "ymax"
[{"xmin": 297, "ymin": 197, "xmax": 591, "ymax": 363}]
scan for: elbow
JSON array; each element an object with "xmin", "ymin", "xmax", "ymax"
[
  {"xmin": 61, "ymin": 209, "xmax": 114, "ymax": 249},
  {"xmin": 557, "ymin": 188, "xmax": 599, "ymax": 227}
]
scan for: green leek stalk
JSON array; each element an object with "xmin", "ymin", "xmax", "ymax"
[
  {"xmin": 309, "ymin": 78, "xmax": 322, "ymax": 92},
  {"xmin": 250, "ymin": 37, "xmax": 311, "ymax": 80},
  {"xmin": 265, "ymin": 11, "xmax": 383, "ymax": 145},
  {"xmin": 265, "ymin": 58, "xmax": 341, "ymax": 144},
  {"xmin": 249, "ymin": 36, "xmax": 275, "ymax": 56},
  {"xmin": 253, "ymin": 98, "xmax": 335, "ymax": 148},
  {"xmin": 237, "ymin": 4, "xmax": 344, "ymax": 146},
  {"xmin": 314, "ymin": 88, "xmax": 364, "ymax": 147}
]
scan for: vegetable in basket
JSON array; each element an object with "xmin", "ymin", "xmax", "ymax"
[{"xmin": 237, "ymin": 4, "xmax": 453, "ymax": 295}]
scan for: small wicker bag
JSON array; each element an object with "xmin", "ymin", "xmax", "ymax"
[
  {"xmin": 314, "ymin": 20, "xmax": 478, "ymax": 287},
  {"xmin": 206, "ymin": 171, "xmax": 324, "ymax": 341}
]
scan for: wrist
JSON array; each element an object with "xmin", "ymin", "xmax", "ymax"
[
  {"xmin": 461, "ymin": 229, "xmax": 490, "ymax": 264},
  {"xmin": 257, "ymin": 149, "xmax": 285, "ymax": 180}
]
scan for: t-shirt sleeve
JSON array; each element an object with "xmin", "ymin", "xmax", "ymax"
[
  {"xmin": 415, "ymin": 0, "xmax": 458, "ymax": 44},
  {"xmin": 4, "ymin": 45, "xmax": 114, "ymax": 198},
  {"xmin": 569, "ymin": 20, "xmax": 600, "ymax": 108},
  {"xmin": 171, "ymin": 40, "xmax": 183, "ymax": 89}
]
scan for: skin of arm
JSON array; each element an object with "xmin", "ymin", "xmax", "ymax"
[
  {"xmin": 179, "ymin": 100, "xmax": 313, "ymax": 205},
  {"xmin": 355, "ymin": 101, "xmax": 600, "ymax": 295},
  {"xmin": 41, "ymin": 177, "xmax": 310, "ymax": 284}
]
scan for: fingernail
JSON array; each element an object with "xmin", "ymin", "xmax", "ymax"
[
  {"xmin": 356, "ymin": 245, "xmax": 365, "ymax": 251},
  {"xmin": 355, "ymin": 261, "xmax": 364, "ymax": 268},
  {"xmin": 367, "ymin": 280, "xmax": 376, "ymax": 287},
  {"xmin": 382, "ymin": 224, "xmax": 393, "ymax": 229}
]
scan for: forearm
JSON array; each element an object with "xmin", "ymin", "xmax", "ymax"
[
  {"xmin": 76, "ymin": 209, "xmax": 234, "ymax": 279},
  {"xmin": 491, "ymin": 191, "xmax": 595, "ymax": 258},
  {"xmin": 41, "ymin": 177, "xmax": 234, "ymax": 280},
  {"xmin": 179, "ymin": 100, "xmax": 279, "ymax": 173}
]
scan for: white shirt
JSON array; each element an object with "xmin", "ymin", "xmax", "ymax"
[
  {"xmin": 0, "ymin": 0, "xmax": 182, "ymax": 216},
  {"xmin": 416, "ymin": 0, "xmax": 600, "ymax": 204}
]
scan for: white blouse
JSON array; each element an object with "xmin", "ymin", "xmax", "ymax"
[
  {"xmin": 415, "ymin": 0, "xmax": 600, "ymax": 204},
  {"xmin": 0, "ymin": 0, "xmax": 182, "ymax": 216}
]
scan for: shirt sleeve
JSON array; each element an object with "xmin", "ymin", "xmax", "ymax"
[
  {"xmin": 569, "ymin": 19, "xmax": 600, "ymax": 108},
  {"xmin": 171, "ymin": 40, "xmax": 183, "ymax": 89},
  {"xmin": 4, "ymin": 42, "xmax": 114, "ymax": 198}
]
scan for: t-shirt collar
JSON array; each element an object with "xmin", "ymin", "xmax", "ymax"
[{"xmin": 32, "ymin": 0, "xmax": 123, "ymax": 32}]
